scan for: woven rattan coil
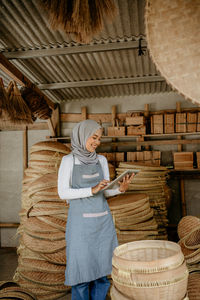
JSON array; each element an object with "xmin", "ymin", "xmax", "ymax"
[
  {"xmin": 36, "ymin": 216, "xmax": 66, "ymax": 231},
  {"xmin": 176, "ymin": 239, "xmax": 200, "ymax": 264},
  {"xmin": 24, "ymin": 228, "xmax": 65, "ymax": 241},
  {"xmin": 18, "ymin": 258, "xmax": 65, "ymax": 274},
  {"xmin": 15, "ymin": 279, "xmax": 69, "ymax": 294},
  {"xmin": 0, "ymin": 286, "xmax": 36, "ymax": 300},
  {"xmin": 0, "ymin": 290, "xmax": 35, "ymax": 299},
  {"xmin": 22, "ymin": 232, "xmax": 66, "ymax": 254},
  {"xmin": 40, "ymin": 248, "xmax": 66, "ymax": 265},
  {"xmin": 111, "ymin": 285, "xmax": 131, "ymax": 300},
  {"xmin": 114, "ymin": 211, "xmax": 154, "ymax": 229},
  {"xmin": 178, "ymin": 216, "xmax": 200, "ymax": 240},
  {"xmin": 0, "ymin": 281, "xmax": 19, "ymax": 290},
  {"xmin": 27, "ymin": 207, "xmax": 68, "ymax": 218},
  {"xmin": 116, "ymin": 218, "xmax": 158, "ymax": 231},
  {"xmin": 17, "ymin": 270, "xmax": 65, "ymax": 287},
  {"xmin": 108, "ymin": 193, "xmax": 149, "ymax": 211},
  {"xmin": 30, "ymin": 141, "xmax": 70, "ymax": 154},
  {"xmin": 145, "ymin": 0, "xmax": 200, "ymax": 105},
  {"xmin": 30, "ymin": 150, "xmax": 66, "ymax": 162},
  {"xmin": 23, "ymin": 217, "xmax": 61, "ymax": 233},
  {"xmin": 187, "ymin": 272, "xmax": 200, "ymax": 300}
]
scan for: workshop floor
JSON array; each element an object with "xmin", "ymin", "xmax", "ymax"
[{"xmin": 0, "ymin": 248, "xmax": 110, "ymax": 300}]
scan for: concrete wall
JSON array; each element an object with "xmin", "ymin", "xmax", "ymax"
[{"xmin": 0, "ymin": 91, "xmax": 200, "ymax": 247}]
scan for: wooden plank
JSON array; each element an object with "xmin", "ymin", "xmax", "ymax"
[
  {"xmin": 0, "ymin": 223, "xmax": 19, "ymax": 228},
  {"xmin": 23, "ymin": 127, "xmax": 28, "ymax": 172},
  {"xmin": 47, "ymin": 118, "xmax": 56, "ymax": 137},
  {"xmin": 0, "ymin": 52, "xmax": 56, "ymax": 110},
  {"xmin": 81, "ymin": 107, "xmax": 87, "ymax": 120},
  {"xmin": 0, "ymin": 122, "xmax": 49, "ymax": 131},
  {"xmin": 51, "ymin": 106, "xmax": 60, "ymax": 136},
  {"xmin": 180, "ymin": 179, "xmax": 187, "ymax": 216}
]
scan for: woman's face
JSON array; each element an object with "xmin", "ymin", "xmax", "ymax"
[{"xmin": 85, "ymin": 128, "xmax": 103, "ymax": 152}]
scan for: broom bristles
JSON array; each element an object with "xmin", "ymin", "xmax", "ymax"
[
  {"xmin": 0, "ymin": 78, "xmax": 9, "ymax": 117},
  {"xmin": 7, "ymin": 81, "xmax": 33, "ymax": 124}
]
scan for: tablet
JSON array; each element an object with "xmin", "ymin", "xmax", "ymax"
[{"xmin": 102, "ymin": 169, "xmax": 139, "ymax": 191}]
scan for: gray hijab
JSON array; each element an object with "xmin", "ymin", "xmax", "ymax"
[{"xmin": 71, "ymin": 120, "xmax": 102, "ymax": 165}]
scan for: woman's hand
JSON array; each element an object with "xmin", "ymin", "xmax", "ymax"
[
  {"xmin": 92, "ymin": 179, "xmax": 110, "ymax": 194},
  {"xmin": 118, "ymin": 173, "xmax": 135, "ymax": 193}
]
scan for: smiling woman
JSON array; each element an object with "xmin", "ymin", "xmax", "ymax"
[{"xmin": 57, "ymin": 119, "xmax": 133, "ymax": 300}]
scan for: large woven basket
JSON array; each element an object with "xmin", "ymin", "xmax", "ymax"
[
  {"xmin": 30, "ymin": 141, "xmax": 70, "ymax": 154},
  {"xmin": 145, "ymin": 0, "xmax": 200, "ymax": 105},
  {"xmin": 112, "ymin": 240, "xmax": 188, "ymax": 300},
  {"xmin": 187, "ymin": 272, "xmax": 200, "ymax": 300}
]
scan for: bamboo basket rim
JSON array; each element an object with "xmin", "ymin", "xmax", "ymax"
[
  {"xmin": 37, "ymin": 216, "xmax": 66, "ymax": 231},
  {"xmin": 0, "ymin": 290, "xmax": 35, "ymax": 299},
  {"xmin": 113, "ymin": 240, "xmax": 184, "ymax": 273},
  {"xmin": 17, "ymin": 270, "xmax": 65, "ymax": 287},
  {"xmin": 40, "ymin": 250, "xmax": 66, "ymax": 266},
  {"xmin": 1, "ymin": 286, "xmax": 37, "ymax": 300},
  {"xmin": 23, "ymin": 217, "xmax": 60, "ymax": 233},
  {"xmin": 24, "ymin": 228, "xmax": 65, "ymax": 241},
  {"xmin": 18, "ymin": 258, "xmax": 65, "ymax": 274}
]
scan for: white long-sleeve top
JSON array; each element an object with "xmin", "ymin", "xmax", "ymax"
[{"xmin": 58, "ymin": 153, "xmax": 121, "ymax": 201}]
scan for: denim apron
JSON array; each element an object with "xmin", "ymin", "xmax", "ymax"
[{"xmin": 65, "ymin": 156, "xmax": 118, "ymax": 286}]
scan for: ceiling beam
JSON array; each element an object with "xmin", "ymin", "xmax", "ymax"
[
  {"xmin": 3, "ymin": 40, "xmax": 147, "ymax": 59},
  {"xmin": 38, "ymin": 76, "xmax": 164, "ymax": 90}
]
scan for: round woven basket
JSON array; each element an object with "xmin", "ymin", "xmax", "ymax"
[
  {"xmin": 178, "ymin": 216, "xmax": 200, "ymax": 240},
  {"xmin": 0, "ymin": 282, "xmax": 37, "ymax": 300},
  {"xmin": 112, "ymin": 240, "xmax": 187, "ymax": 300},
  {"xmin": 111, "ymin": 285, "xmax": 131, "ymax": 300},
  {"xmin": 40, "ymin": 248, "xmax": 66, "ymax": 265},
  {"xmin": 187, "ymin": 272, "xmax": 200, "ymax": 300},
  {"xmin": 145, "ymin": 0, "xmax": 200, "ymax": 105}
]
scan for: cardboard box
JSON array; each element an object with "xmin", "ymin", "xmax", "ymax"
[
  {"xmin": 176, "ymin": 113, "xmax": 186, "ymax": 133},
  {"xmin": 151, "ymin": 115, "xmax": 163, "ymax": 134},
  {"xmin": 164, "ymin": 114, "xmax": 174, "ymax": 134},
  {"xmin": 187, "ymin": 112, "xmax": 197, "ymax": 132}
]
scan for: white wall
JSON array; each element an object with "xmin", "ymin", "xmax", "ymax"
[{"xmin": 0, "ymin": 91, "xmax": 200, "ymax": 247}]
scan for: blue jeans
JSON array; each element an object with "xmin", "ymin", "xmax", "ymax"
[{"xmin": 71, "ymin": 276, "xmax": 110, "ymax": 300}]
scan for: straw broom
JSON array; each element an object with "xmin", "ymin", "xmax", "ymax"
[
  {"xmin": 40, "ymin": 0, "xmax": 117, "ymax": 43},
  {"xmin": 0, "ymin": 78, "xmax": 9, "ymax": 117},
  {"xmin": 6, "ymin": 81, "xmax": 33, "ymax": 124}
]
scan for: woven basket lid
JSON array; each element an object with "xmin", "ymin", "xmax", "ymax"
[
  {"xmin": 1, "ymin": 286, "xmax": 36, "ymax": 300},
  {"xmin": 117, "ymin": 218, "xmax": 158, "ymax": 231},
  {"xmin": 24, "ymin": 227, "xmax": 65, "ymax": 241},
  {"xmin": 177, "ymin": 216, "xmax": 200, "ymax": 239},
  {"xmin": 40, "ymin": 249, "xmax": 66, "ymax": 265},
  {"xmin": 30, "ymin": 141, "xmax": 70, "ymax": 154},
  {"xmin": 22, "ymin": 232, "xmax": 66, "ymax": 254},
  {"xmin": 108, "ymin": 193, "xmax": 149, "ymax": 210},
  {"xmin": 23, "ymin": 217, "xmax": 61, "ymax": 233},
  {"xmin": 187, "ymin": 272, "xmax": 200, "ymax": 299},
  {"xmin": 18, "ymin": 270, "xmax": 65, "ymax": 287},
  {"xmin": 111, "ymin": 285, "xmax": 131, "ymax": 300},
  {"xmin": 0, "ymin": 290, "xmax": 35, "ymax": 299},
  {"xmin": 30, "ymin": 150, "xmax": 66, "ymax": 161},
  {"xmin": 18, "ymin": 258, "xmax": 65, "ymax": 274},
  {"xmin": 15, "ymin": 279, "xmax": 70, "ymax": 294},
  {"xmin": 37, "ymin": 216, "xmax": 66, "ymax": 231},
  {"xmin": 145, "ymin": 0, "xmax": 200, "ymax": 105}
]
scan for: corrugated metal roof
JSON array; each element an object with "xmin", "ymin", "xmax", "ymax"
[{"xmin": 0, "ymin": 0, "xmax": 171, "ymax": 102}]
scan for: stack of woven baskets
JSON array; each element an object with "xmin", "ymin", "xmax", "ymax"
[
  {"xmin": 116, "ymin": 163, "xmax": 170, "ymax": 240},
  {"xmin": 107, "ymin": 193, "xmax": 159, "ymax": 245},
  {"xmin": 14, "ymin": 141, "xmax": 71, "ymax": 300},
  {"xmin": 177, "ymin": 215, "xmax": 200, "ymax": 300},
  {"xmin": 111, "ymin": 240, "xmax": 189, "ymax": 300}
]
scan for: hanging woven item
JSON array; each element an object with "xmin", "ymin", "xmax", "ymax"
[
  {"xmin": 40, "ymin": 0, "xmax": 117, "ymax": 43},
  {"xmin": 20, "ymin": 86, "xmax": 52, "ymax": 120},
  {"xmin": 145, "ymin": 0, "xmax": 200, "ymax": 105},
  {"xmin": 0, "ymin": 78, "xmax": 9, "ymax": 117},
  {"xmin": 5, "ymin": 81, "xmax": 33, "ymax": 124}
]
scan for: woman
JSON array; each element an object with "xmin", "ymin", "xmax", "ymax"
[{"xmin": 58, "ymin": 120, "xmax": 134, "ymax": 300}]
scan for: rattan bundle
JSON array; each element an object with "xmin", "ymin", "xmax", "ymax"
[
  {"xmin": 117, "ymin": 162, "xmax": 170, "ymax": 240},
  {"xmin": 145, "ymin": 0, "xmax": 200, "ymax": 105},
  {"xmin": 108, "ymin": 193, "xmax": 159, "ymax": 245},
  {"xmin": 187, "ymin": 271, "xmax": 200, "ymax": 300},
  {"xmin": 0, "ymin": 280, "xmax": 37, "ymax": 299},
  {"xmin": 20, "ymin": 86, "xmax": 52, "ymax": 120},
  {"xmin": 112, "ymin": 240, "xmax": 188, "ymax": 300},
  {"xmin": 177, "ymin": 216, "xmax": 200, "ymax": 267}
]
